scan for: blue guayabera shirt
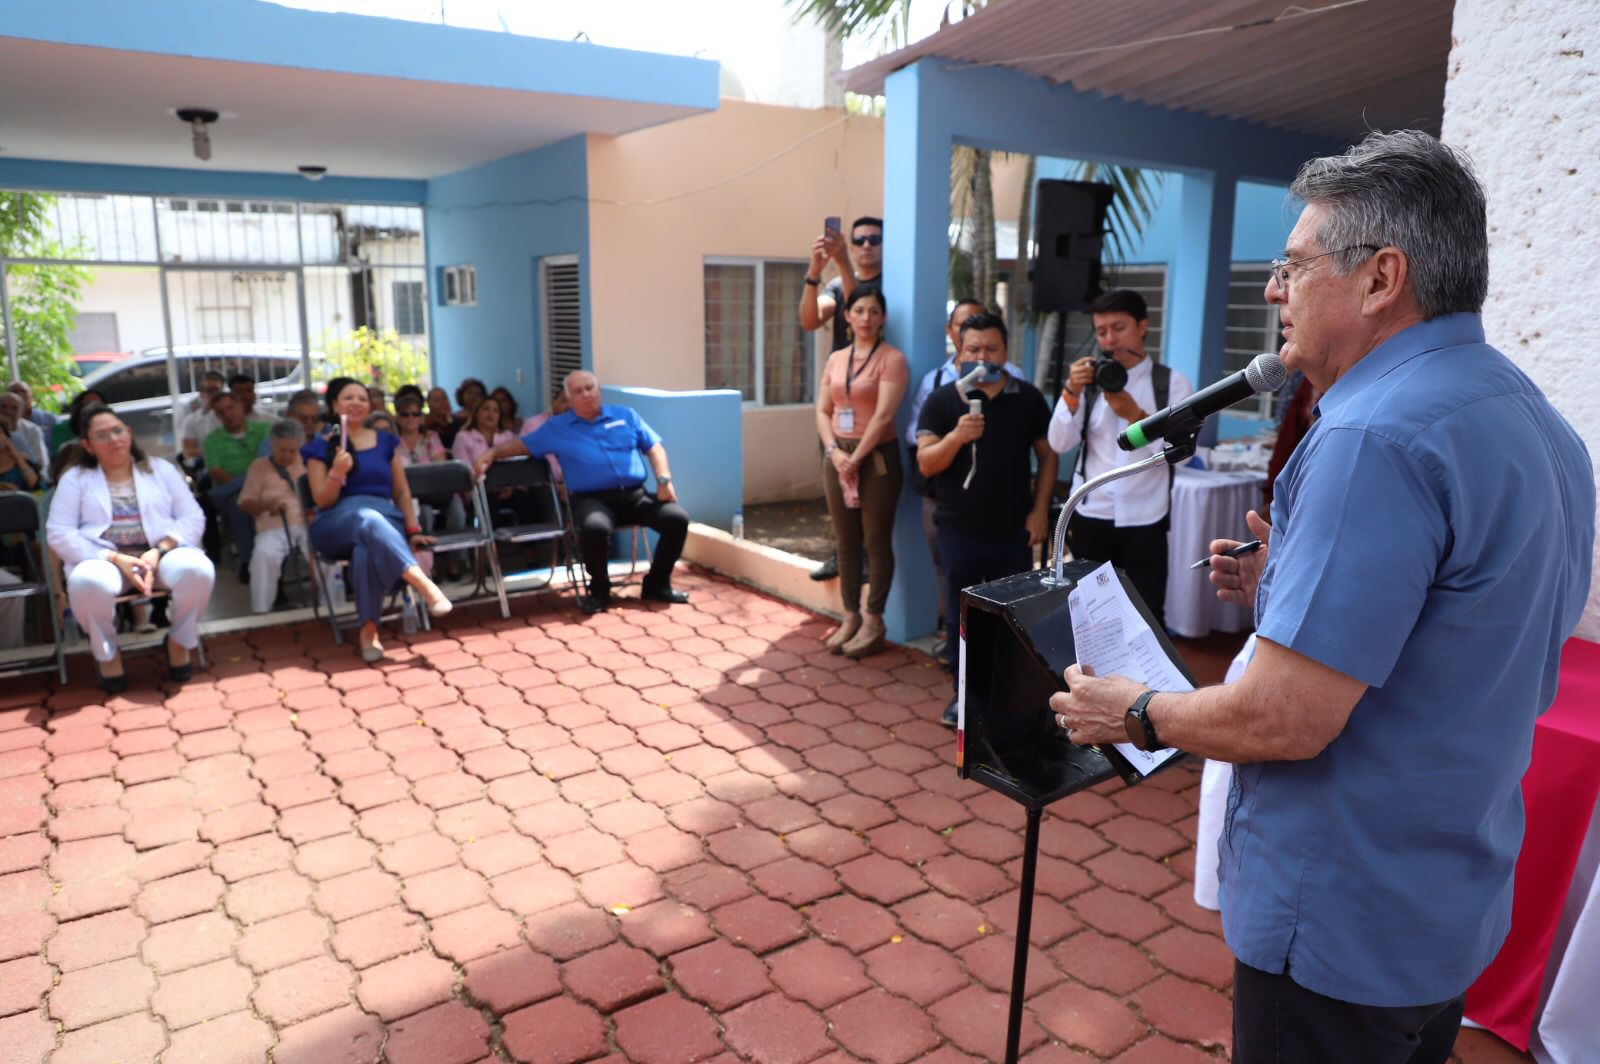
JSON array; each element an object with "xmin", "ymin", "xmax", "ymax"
[
  {"xmin": 1221, "ymin": 313, "xmax": 1595, "ymax": 1007},
  {"xmin": 521, "ymin": 406, "xmax": 662, "ymax": 496}
]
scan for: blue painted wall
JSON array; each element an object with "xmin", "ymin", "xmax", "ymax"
[
  {"xmin": 601, "ymin": 385, "xmax": 743, "ymax": 532},
  {"xmin": 879, "ymin": 58, "xmax": 1340, "ymax": 643},
  {"xmin": 425, "ymin": 137, "xmax": 591, "ymax": 418},
  {"xmin": 6, "ymin": 0, "xmax": 718, "ymax": 112}
]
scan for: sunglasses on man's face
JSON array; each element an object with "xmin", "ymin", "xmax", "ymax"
[{"xmin": 851, "ymin": 233, "xmax": 883, "ymax": 247}]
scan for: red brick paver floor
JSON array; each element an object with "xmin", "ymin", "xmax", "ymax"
[{"xmin": 0, "ymin": 568, "xmax": 1527, "ymax": 1062}]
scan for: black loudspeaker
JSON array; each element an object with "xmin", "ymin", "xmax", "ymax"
[
  {"xmin": 1030, "ymin": 179, "xmax": 1115, "ymax": 314},
  {"xmin": 958, "ymin": 561, "xmax": 1192, "ymax": 808}
]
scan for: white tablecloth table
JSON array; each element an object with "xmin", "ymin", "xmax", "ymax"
[{"xmin": 1165, "ymin": 467, "xmax": 1267, "ymax": 638}]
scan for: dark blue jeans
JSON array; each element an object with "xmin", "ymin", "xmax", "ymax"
[{"xmin": 936, "ymin": 521, "xmax": 1032, "ymax": 693}]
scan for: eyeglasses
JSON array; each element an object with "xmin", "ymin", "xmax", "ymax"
[
  {"xmin": 1268, "ymin": 244, "xmax": 1381, "ymax": 293},
  {"xmin": 397, "ymin": 411, "xmax": 423, "ymax": 418},
  {"xmin": 851, "ymin": 234, "xmax": 883, "ymax": 247},
  {"xmin": 88, "ymin": 426, "xmax": 130, "ymax": 444}
]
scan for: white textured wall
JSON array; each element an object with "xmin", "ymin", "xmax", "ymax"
[{"xmin": 1443, "ymin": 0, "xmax": 1600, "ymax": 640}]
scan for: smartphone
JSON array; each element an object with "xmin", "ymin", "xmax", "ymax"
[{"xmin": 824, "ymin": 216, "xmax": 841, "ymax": 238}]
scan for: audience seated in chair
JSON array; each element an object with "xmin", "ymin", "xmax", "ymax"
[
  {"xmin": 0, "ymin": 390, "xmax": 48, "ymax": 477},
  {"xmin": 474, "ymin": 370, "xmax": 689, "ymax": 614},
  {"xmin": 238, "ymin": 419, "xmax": 309, "ymax": 613},
  {"xmin": 302, "ymin": 378, "xmax": 451, "ymax": 663},
  {"xmin": 394, "ymin": 395, "xmax": 465, "ymax": 579},
  {"xmin": 45, "ymin": 406, "xmax": 212, "ymax": 693},
  {"xmin": 204, "ymin": 393, "xmax": 270, "ymax": 580}
]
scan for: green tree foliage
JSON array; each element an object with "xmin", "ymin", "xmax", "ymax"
[
  {"xmin": 315, "ymin": 326, "xmax": 429, "ymax": 391},
  {"xmin": 0, "ymin": 192, "xmax": 88, "ymax": 411}
]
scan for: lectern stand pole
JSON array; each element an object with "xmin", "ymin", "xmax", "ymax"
[{"xmin": 1004, "ymin": 805, "xmax": 1043, "ymax": 1064}]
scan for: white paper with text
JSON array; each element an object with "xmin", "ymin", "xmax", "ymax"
[{"xmin": 1066, "ymin": 561, "xmax": 1189, "ymax": 775}]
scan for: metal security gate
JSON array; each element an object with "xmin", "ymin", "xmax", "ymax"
[{"xmin": 0, "ymin": 190, "xmax": 429, "ymax": 456}]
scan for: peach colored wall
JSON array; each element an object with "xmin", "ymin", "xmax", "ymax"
[{"xmin": 586, "ymin": 101, "xmax": 883, "ymax": 503}]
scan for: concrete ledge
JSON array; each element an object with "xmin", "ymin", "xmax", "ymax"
[{"xmin": 683, "ymin": 522, "xmax": 845, "ymax": 620}]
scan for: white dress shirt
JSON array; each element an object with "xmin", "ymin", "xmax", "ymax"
[
  {"xmin": 46, "ymin": 459, "xmax": 205, "ymax": 572},
  {"xmin": 1047, "ymin": 356, "xmax": 1193, "ymax": 526}
]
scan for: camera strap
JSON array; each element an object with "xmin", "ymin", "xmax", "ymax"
[{"xmin": 1077, "ymin": 362, "xmax": 1173, "ymax": 493}]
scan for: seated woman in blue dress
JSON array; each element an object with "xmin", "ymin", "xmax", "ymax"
[{"xmin": 303, "ymin": 378, "xmax": 451, "ymax": 662}]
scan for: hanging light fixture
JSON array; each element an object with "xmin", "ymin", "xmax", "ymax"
[{"xmin": 175, "ymin": 108, "xmax": 219, "ymax": 161}]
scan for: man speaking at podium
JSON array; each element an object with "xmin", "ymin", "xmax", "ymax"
[{"xmin": 1050, "ymin": 131, "xmax": 1594, "ymax": 1064}]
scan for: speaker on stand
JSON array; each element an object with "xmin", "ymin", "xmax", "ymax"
[{"xmin": 1031, "ymin": 179, "xmax": 1115, "ymax": 400}]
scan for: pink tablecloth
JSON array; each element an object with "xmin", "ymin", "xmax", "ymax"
[{"xmin": 1464, "ymin": 637, "xmax": 1600, "ymax": 1051}]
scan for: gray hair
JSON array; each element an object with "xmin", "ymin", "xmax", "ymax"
[
  {"xmin": 1289, "ymin": 130, "xmax": 1488, "ymax": 319},
  {"xmin": 268, "ymin": 418, "xmax": 306, "ymax": 444},
  {"xmin": 286, "ymin": 388, "xmax": 319, "ymax": 410}
]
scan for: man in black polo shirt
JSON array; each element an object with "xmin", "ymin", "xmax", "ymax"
[{"xmin": 917, "ymin": 312, "xmax": 1057, "ymax": 727}]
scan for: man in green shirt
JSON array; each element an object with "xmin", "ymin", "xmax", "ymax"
[{"xmin": 205, "ymin": 393, "xmax": 270, "ymax": 580}]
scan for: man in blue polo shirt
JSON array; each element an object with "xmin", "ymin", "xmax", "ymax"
[
  {"xmin": 475, "ymin": 371, "xmax": 689, "ymax": 614},
  {"xmin": 1050, "ymin": 131, "xmax": 1593, "ymax": 1063}
]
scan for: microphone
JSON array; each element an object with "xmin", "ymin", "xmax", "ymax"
[{"xmin": 1117, "ymin": 353, "xmax": 1286, "ymax": 451}]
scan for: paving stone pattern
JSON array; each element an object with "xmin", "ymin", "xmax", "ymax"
[{"xmin": 0, "ymin": 569, "xmax": 1525, "ymax": 1062}]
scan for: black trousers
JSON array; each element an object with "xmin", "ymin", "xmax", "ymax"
[
  {"xmin": 571, "ymin": 486, "xmax": 689, "ymax": 598},
  {"xmin": 1232, "ymin": 962, "xmax": 1464, "ymax": 1064},
  {"xmin": 936, "ymin": 521, "xmax": 1032, "ymax": 692},
  {"xmin": 1066, "ymin": 512, "xmax": 1170, "ymax": 628}
]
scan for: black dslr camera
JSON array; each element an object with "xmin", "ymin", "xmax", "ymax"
[{"xmin": 1088, "ymin": 355, "xmax": 1128, "ymax": 393}]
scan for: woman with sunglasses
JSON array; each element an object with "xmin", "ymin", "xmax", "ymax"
[
  {"xmin": 394, "ymin": 395, "xmax": 465, "ymax": 577},
  {"xmin": 46, "ymin": 406, "xmax": 213, "ymax": 692}
]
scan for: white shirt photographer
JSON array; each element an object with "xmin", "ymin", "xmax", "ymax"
[{"xmin": 1047, "ymin": 356, "xmax": 1193, "ymax": 526}]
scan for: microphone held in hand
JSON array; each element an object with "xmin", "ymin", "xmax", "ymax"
[{"xmin": 1117, "ymin": 353, "xmax": 1285, "ymax": 451}]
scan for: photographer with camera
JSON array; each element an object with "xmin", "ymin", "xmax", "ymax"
[{"xmin": 1048, "ymin": 288, "xmax": 1192, "ymax": 626}]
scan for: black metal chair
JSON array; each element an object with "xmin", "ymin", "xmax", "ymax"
[
  {"xmin": 402, "ymin": 461, "xmax": 508, "ymax": 619},
  {"xmin": 482, "ymin": 457, "xmax": 586, "ymax": 605},
  {"xmin": 296, "ymin": 475, "xmax": 420, "ymax": 645},
  {"xmin": 0, "ymin": 494, "xmax": 67, "ymax": 683}
]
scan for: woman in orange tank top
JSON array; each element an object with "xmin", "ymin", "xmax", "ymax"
[{"xmin": 815, "ymin": 285, "xmax": 908, "ymax": 658}]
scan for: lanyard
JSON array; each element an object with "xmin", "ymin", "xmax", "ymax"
[{"xmin": 845, "ymin": 338, "xmax": 883, "ymax": 399}]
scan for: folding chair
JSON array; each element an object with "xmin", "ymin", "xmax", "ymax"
[
  {"xmin": 0, "ymin": 494, "xmax": 67, "ymax": 683},
  {"xmin": 403, "ymin": 461, "xmax": 508, "ymax": 619},
  {"xmin": 296, "ymin": 476, "xmax": 422, "ymax": 645},
  {"xmin": 482, "ymin": 457, "xmax": 586, "ymax": 605},
  {"xmin": 44, "ymin": 544, "xmax": 209, "ymax": 676}
]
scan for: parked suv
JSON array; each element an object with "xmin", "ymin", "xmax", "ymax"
[{"xmin": 80, "ymin": 344, "xmax": 325, "ymax": 457}]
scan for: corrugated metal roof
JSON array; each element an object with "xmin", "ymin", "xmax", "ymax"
[{"xmin": 843, "ymin": 0, "xmax": 1453, "ymax": 141}]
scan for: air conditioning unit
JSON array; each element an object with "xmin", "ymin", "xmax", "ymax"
[{"xmin": 438, "ymin": 265, "xmax": 477, "ymax": 307}]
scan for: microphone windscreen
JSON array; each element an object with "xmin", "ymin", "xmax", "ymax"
[{"xmin": 1245, "ymin": 353, "xmax": 1287, "ymax": 393}]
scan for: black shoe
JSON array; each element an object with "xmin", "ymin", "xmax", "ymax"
[
  {"xmin": 940, "ymin": 700, "xmax": 959, "ymax": 728},
  {"xmin": 94, "ymin": 662, "xmax": 128, "ymax": 696},
  {"xmin": 163, "ymin": 635, "xmax": 194, "ymax": 684},
  {"xmin": 810, "ymin": 553, "xmax": 839, "ymax": 581},
  {"xmin": 578, "ymin": 592, "xmax": 612, "ymax": 615},
  {"xmin": 641, "ymin": 585, "xmax": 689, "ymax": 605}
]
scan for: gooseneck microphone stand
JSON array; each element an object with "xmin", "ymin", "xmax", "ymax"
[{"xmin": 997, "ymin": 426, "xmax": 1200, "ymax": 1064}]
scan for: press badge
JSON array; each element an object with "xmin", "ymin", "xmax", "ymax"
[{"xmin": 836, "ymin": 407, "xmax": 855, "ymax": 433}]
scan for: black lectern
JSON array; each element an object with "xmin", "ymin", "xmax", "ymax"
[{"xmin": 960, "ymin": 439, "xmax": 1199, "ymax": 1063}]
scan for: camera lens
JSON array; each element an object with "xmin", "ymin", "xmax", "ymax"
[{"xmin": 1093, "ymin": 357, "xmax": 1128, "ymax": 394}]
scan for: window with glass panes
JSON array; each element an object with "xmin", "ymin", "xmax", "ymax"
[
  {"xmin": 704, "ymin": 259, "xmax": 813, "ymax": 405},
  {"xmin": 1225, "ymin": 264, "xmax": 1282, "ymax": 418}
]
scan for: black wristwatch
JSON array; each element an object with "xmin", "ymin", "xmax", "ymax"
[
  {"xmin": 1124, "ymin": 690, "xmax": 1161, "ymax": 751},
  {"xmin": 804, "ymin": 276, "xmax": 821, "ymax": 287}
]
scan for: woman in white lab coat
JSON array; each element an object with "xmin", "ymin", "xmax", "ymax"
[{"xmin": 46, "ymin": 405, "xmax": 213, "ymax": 692}]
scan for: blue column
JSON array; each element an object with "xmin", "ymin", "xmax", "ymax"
[
  {"xmin": 1162, "ymin": 170, "xmax": 1238, "ymax": 419},
  {"xmin": 881, "ymin": 61, "xmax": 955, "ymax": 644}
]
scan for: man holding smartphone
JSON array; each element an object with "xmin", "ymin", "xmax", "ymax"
[{"xmin": 801, "ymin": 215, "xmax": 883, "ymax": 580}]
